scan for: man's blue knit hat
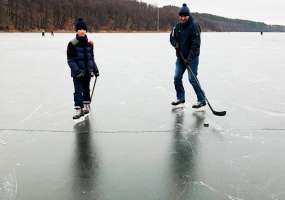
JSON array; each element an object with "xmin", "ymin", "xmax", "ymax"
[{"xmin": 179, "ymin": 3, "xmax": 190, "ymax": 16}]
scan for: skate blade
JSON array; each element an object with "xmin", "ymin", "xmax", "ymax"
[
  {"xmin": 172, "ymin": 104, "xmax": 185, "ymax": 111},
  {"xmin": 193, "ymin": 106, "xmax": 206, "ymax": 112},
  {"xmin": 84, "ymin": 114, "xmax": 90, "ymax": 120},
  {"xmin": 73, "ymin": 114, "xmax": 89, "ymax": 123},
  {"xmin": 73, "ymin": 116, "xmax": 85, "ymax": 123}
]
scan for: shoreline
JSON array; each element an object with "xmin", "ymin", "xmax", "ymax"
[{"xmin": 1, "ymin": 31, "xmax": 285, "ymax": 33}]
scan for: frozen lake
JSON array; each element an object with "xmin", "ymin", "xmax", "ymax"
[{"xmin": 0, "ymin": 32, "xmax": 285, "ymax": 200}]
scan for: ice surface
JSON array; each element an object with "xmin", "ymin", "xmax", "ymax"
[{"xmin": 0, "ymin": 32, "xmax": 285, "ymax": 200}]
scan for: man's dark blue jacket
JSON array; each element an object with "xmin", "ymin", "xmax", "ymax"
[{"xmin": 170, "ymin": 16, "xmax": 201, "ymax": 61}]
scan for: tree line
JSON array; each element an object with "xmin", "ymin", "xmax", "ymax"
[
  {"xmin": 0, "ymin": 0, "xmax": 284, "ymax": 32},
  {"xmin": 0, "ymin": 0, "xmax": 175, "ymax": 31}
]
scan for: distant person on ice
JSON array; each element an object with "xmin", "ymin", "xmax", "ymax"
[
  {"xmin": 67, "ymin": 18, "xmax": 99, "ymax": 120},
  {"xmin": 170, "ymin": 3, "xmax": 206, "ymax": 110}
]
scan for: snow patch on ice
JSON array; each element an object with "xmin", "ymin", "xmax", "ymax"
[
  {"xmin": 226, "ymin": 195, "xmax": 244, "ymax": 200},
  {"xmin": 193, "ymin": 181, "xmax": 244, "ymax": 200},
  {"xmin": 195, "ymin": 181, "xmax": 218, "ymax": 192},
  {"xmin": 19, "ymin": 104, "xmax": 43, "ymax": 123},
  {"xmin": 0, "ymin": 138, "xmax": 7, "ymax": 145},
  {"xmin": 0, "ymin": 169, "xmax": 18, "ymax": 200}
]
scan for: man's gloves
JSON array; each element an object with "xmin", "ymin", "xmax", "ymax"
[
  {"xmin": 76, "ymin": 70, "xmax": 99, "ymax": 78},
  {"xmin": 91, "ymin": 71, "xmax": 99, "ymax": 77},
  {"xmin": 184, "ymin": 58, "xmax": 191, "ymax": 65},
  {"xmin": 180, "ymin": 56, "xmax": 190, "ymax": 66},
  {"xmin": 76, "ymin": 70, "xmax": 85, "ymax": 78}
]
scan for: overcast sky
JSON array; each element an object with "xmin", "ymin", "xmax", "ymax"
[{"xmin": 139, "ymin": 0, "xmax": 285, "ymax": 25}]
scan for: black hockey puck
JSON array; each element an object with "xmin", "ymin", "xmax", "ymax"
[{"xmin": 203, "ymin": 123, "xmax": 209, "ymax": 127}]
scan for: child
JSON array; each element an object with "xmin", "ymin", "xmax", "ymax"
[{"xmin": 67, "ymin": 18, "xmax": 99, "ymax": 119}]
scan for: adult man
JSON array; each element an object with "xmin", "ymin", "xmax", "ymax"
[
  {"xmin": 170, "ymin": 3, "xmax": 206, "ymax": 109},
  {"xmin": 67, "ymin": 18, "xmax": 99, "ymax": 119}
]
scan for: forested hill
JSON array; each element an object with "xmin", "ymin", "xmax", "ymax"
[{"xmin": 0, "ymin": 0, "xmax": 284, "ymax": 32}]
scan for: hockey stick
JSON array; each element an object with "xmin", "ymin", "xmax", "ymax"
[
  {"xmin": 90, "ymin": 76, "xmax": 98, "ymax": 102},
  {"xmin": 179, "ymin": 52, "xmax": 226, "ymax": 116}
]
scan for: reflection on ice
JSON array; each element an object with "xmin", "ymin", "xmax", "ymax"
[{"xmin": 72, "ymin": 119, "xmax": 99, "ymax": 198}]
